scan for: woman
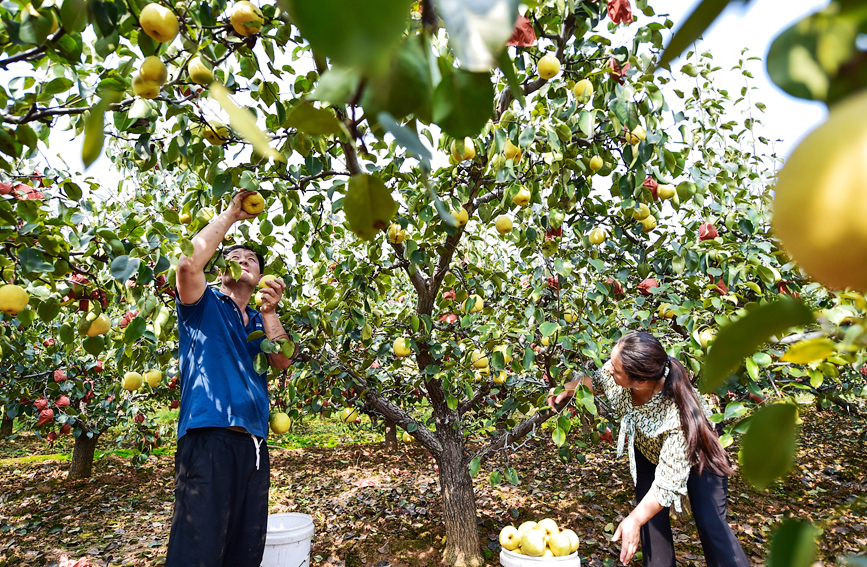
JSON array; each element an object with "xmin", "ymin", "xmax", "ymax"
[{"xmin": 548, "ymin": 332, "xmax": 750, "ymax": 567}]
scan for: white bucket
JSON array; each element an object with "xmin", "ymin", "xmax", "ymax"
[
  {"xmin": 261, "ymin": 513, "xmax": 315, "ymax": 567},
  {"xmin": 500, "ymin": 549, "xmax": 581, "ymax": 567}
]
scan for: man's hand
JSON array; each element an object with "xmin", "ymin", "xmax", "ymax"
[
  {"xmin": 257, "ymin": 276, "xmax": 285, "ymax": 315},
  {"xmin": 226, "ymin": 190, "xmax": 261, "ymax": 222},
  {"xmin": 612, "ymin": 515, "xmax": 641, "ymax": 564}
]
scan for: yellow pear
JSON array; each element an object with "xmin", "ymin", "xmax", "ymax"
[
  {"xmin": 641, "ymin": 215, "xmax": 657, "ymax": 233},
  {"xmin": 388, "ymin": 224, "xmax": 406, "ymax": 243},
  {"xmin": 203, "ymin": 121, "xmax": 229, "ymax": 145},
  {"xmin": 231, "ymin": 1, "xmax": 265, "ymax": 36},
  {"xmin": 453, "ymin": 207, "xmax": 469, "ymax": 227},
  {"xmin": 401, "ymin": 431, "xmax": 415, "ymax": 444},
  {"xmin": 450, "ymin": 137, "xmax": 475, "ymax": 162},
  {"xmin": 562, "ymin": 529, "xmax": 580, "ymax": 553},
  {"xmin": 517, "ymin": 521, "xmax": 537, "ymax": 537},
  {"xmin": 270, "ymin": 412, "xmax": 291, "ymax": 434},
  {"xmin": 466, "ymin": 294, "xmax": 483, "ymax": 313},
  {"xmin": 699, "ymin": 328, "xmax": 716, "ymax": 348},
  {"xmin": 499, "ymin": 526, "xmax": 521, "ymax": 551},
  {"xmin": 537, "ymin": 55, "xmax": 560, "ymax": 80},
  {"xmin": 513, "ymin": 186, "xmax": 531, "ymax": 207},
  {"xmin": 393, "ymin": 337, "xmax": 411, "ymax": 357},
  {"xmin": 0, "ymin": 285, "xmax": 30, "ymax": 315},
  {"xmin": 588, "ymin": 227, "xmax": 606, "ymax": 245},
  {"xmin": 625, "ymin": 125, "xmax": 647, "ymax": 145},
  {"xmin": 504, "ymin": 139, "xmax": 522, "ymax": 161},
  {"xmin": 536, "ymin": 518, "xmax": 558, "ymax": 537},
  {"xmin": 144, "ymin": 369, "xmax": 163, "ymax": 387},
  {"xmin": 140, "ymin": 3, "xmax": 179, "ymax": 43},
  {"xmin": 86, "ymin": 314, "xmax": 111, "ymax": 337},
  {"xmin": 259, "ymin": 274, "xmax": 278, "ymax": 288},
  {"xmin": 241, "ymin": 191, "xmax": 265, "ymax": 214},
  {"xmin": 589, "ymin": 155, "xmax": 603, "ymax": 172},
  {"xmin": 632, "ymin": 203, "xmax": 650, "ymax": 220},
  {"xmin": 132, "ymin": 74, "xmax": 160, "ymax": 99},
  {"xmin": 340, "ymin": 407, "xmax": 358, "ymax": 423},
  {"xmin": 520, "ymin": 529, "xmax": 546, "ymax": 557},
  {"xmin": 122, "ymin": 371, "xmax": 143, "ymax": 391},
  {"xmin": 140, "ymin": 56, "xmax": 167, "ymax": 85},
  {"xmin": 187, "ymin": 56, "xmax": 214, "ymax": 85},
  {"xmin": 471, "ymin": 349, "xmax": 489, "ymax": 369},
  {"xmin": 572, "ymin": 78, "xmax": 593, "ymax": 100},
  {"xmin": 493, "ymin": 345, "xmax": 512, "ymax": 364},
  {"xmin": 495, "ymin": 216, "xmax": 513, "ymax": 235},
  {"xmin": 493, "ymin": 371, "xmax": 507, "ymax": 384},
  {"xmin": 657, "ymin": 184, "xmax": 676, "ymax": 199},
  {"xmin": 563, "ymin": 310, "xmax": 578, "ymax": 324}
]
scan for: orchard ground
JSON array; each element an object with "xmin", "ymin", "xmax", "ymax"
[{"xmin": 0, "ymin": 406, "xmax": 864, "ymax": 567}]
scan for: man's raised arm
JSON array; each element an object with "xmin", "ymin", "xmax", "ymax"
[{"xmin": 176, "ymin": 191, "xmax": 258, "ymax": 305}]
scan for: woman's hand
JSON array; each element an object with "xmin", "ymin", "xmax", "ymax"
[
  {"xmin": 547, "ymin": 379, "xmax": 581, "ymax": 411},
  {"xmin": 612, "ymin": 516, "xmax": 641, "ymax": 564}
]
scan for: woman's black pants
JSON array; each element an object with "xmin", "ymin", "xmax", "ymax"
[{"xmin": 634, "ymin": 449, "xmax": 750, "ymax": 567}]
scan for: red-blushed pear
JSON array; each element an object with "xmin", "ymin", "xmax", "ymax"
[
  {"xmin": 698, "ymin": 222, "xmax": 719, "ymax": 241},
  {"xmin": 499, "ymin": 526, "xmax": 521, "ymax": 551},
  {"xmin": 231, "ymin": 1, "xmax": 265, "ymax": 36},
  {"xmin": 139, "ymin": 3, "xmax": 179, "ymax": 43},
  {"xmin": 637, "ymin": 278, "xmax": 658, "ymax": 296}
]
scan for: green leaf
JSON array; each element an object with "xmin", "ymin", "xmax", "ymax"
[
  {"xmin": 82, "ymin": 92, "xmax": 120, "ymax": 169},
  {"xmin": 700, "ymin": 299, "xmax": 814, "ymax": 394},
  {"xmin": 124, "ymin": 317, "xmax": 147, "ymax": 343},
  {"xmin": 110, "ymin": 255, "xmax": 141, "ymax": 282},
  {"xmin": 285, "ymin": 100, "xmax": 344, "ymax": 137},
  {"xmin": 489, "ymin": 470, "xmax": 502, "ymax": 487},
  {"xmin": 447, "ymin": 394, "xmax": 458, "ymax": 410},
  {"xmin": 313, "ymin": 65, "xmax": 361, "ymax": 105},
  {"xmin": 19, "ymin": 248, "xmax": 54, "ymax": 274},
  {"xmin": 179, "ymin": 238, "xmax": 194, "ymax": 258},
  {"xmin": 432, "ymin": 65, "xmax": 494, "ymax": 138},
  {"xmin": 552, "ymin": 427, "xmax": 566, "ymax": 447},
  {"xmin": 740, "ymin": 403, "xmax": 798, "ymax": 490},
  {"xmin": 285, "ymin": 0, "xmax": 413, "ymax": 70},
  {"xmin": 539, "ymin": 322, "xmax": 560, "ymax": 337},
  {"xmin": 209, "ymin": 82, "xmax": 284, "ymax": 161},
  {"xmin": 377, "ymin": 112, "xmax": 432, "ymax": 164},
  {"xmin": 343, "ymin": 174, "xmax": 398, "ymax": 240},
  {"xmin": 780, "ymin": 338, "xmax": 836, "ymax": 364},
  {"xmin": 60, "ymin": 0, "xmax": 88, "ymax": 32},
  {"xmin": 498, "ymin": 50, "xmax": 526, "ymax": 108},
  {"xmin": 213, "ymin": 172, "xmax": 233, "ymax": 197},
  {"xmin": 37, "ymin": 299, "xmax": 61, "ymax": 323},
  {"xmin": 247, "ymin": 330, "xmax": 266, "ymax": 342},
  {"xmin": 469, "ymin": 456, "xmax": 481, "ymax": 477},
  {"xmin": 82, "ymin": 336, "xmax": 105, "ymax": 356},
  {"xmin": 656, "ymin": 0, "xmax": 741, "ymax": 70},
  {"xmin": 505, "ymin": 466, "xmax": 519, "ymax": 486},
  {"xmin": 767, "ymin": 520, "xmax": 819, "ymax": 567}
]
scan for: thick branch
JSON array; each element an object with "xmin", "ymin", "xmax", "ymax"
[
  {"xmin": 473, "ymin": 407, "xmax": 557, "ymax": 464},
  {"xmin": 340, "ymin": 362, "xmax": 442, "ymax": 453},
  {"xmin": 2, "ymin": 99, "xmax": 132, "ymax": 125},
  {"xmin": 458, "ymin": 381, "xmax": 491, "ymax": 416},
  {"xmin": 0, "ymin": 29, "xmax": 66, "ymax": 70},
  {"xmin": 388, "ymin": 241, "xmax": 429, "ymax": 298}
]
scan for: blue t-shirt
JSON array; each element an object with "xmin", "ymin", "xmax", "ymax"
[{"xmin": 175, "ymin": 286, "xmax": 269, "ymax": 439}]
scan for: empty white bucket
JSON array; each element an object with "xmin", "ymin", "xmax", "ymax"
[
  {"xmin": 261, "ymin": 513, "xmax": 315, "ymax": 567},
  {"xmin": 500, "ymin": 549, "xmax": 581, "ymax": 567}
]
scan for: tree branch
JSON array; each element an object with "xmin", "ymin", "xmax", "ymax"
[
  {"xmin": 473, "ymin": 407, "xmax": 557, "ymax": 464},
  {"xmin": 388, "ymin": 241, "xmax": 429, "ymax": 298}
]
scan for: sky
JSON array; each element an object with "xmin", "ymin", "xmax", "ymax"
[
  {"xmin": 650, "ymin": 0, "xmax": 827, "ymax": 156},
  {"xmin": 21, "ymin": 0, "xmax": 832, "ymax": 185}
]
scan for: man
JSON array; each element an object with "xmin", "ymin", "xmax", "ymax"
[{"xmin": 166, "ymin": 190, "xmax": 292, "ymax": 567}]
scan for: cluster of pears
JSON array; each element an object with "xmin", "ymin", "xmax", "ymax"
[
  {"xmin": 499, "ymin": 518, "xmax": 580, "ymax": 557},
  {"xmin": 122, "ymin": 369, "xmax": 162, "ymax": 391}
]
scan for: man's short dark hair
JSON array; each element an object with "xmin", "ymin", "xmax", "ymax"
[{"xmin": 222, "ymin": 245, "xmax": 265, "ymax": 274}]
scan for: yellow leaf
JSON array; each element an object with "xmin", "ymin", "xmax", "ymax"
[
  {"xmin": 780, "ymin": 337, "xmax": 836, "ymax": 364},
  {"xmin": 208, "ymin": 82, "xmax": 285, "ymax": 161}
]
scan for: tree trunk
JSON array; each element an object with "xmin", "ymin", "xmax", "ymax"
[
  {"xmin": 0, "ymin": 415, "xmax": 12, "ymax": 438},
  {"xmin": 437, "ymin": 426, "xmax": 484, "ymax": 567},
  {"xmin": 384, "ymin": 417, "xmax": 398, "ymax": 451},
  {"xmin": 68, "ymin": 431, "xmax": 100, "ymax": 479}
]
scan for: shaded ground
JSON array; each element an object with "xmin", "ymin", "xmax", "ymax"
[{"xmin": 0, "ymin": 408, "xmax": 864, "ymax": 567}]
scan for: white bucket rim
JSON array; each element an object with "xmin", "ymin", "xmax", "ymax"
[{"xmin": 500, "ymin": 549, "xmax": 579, "ymax": 562}]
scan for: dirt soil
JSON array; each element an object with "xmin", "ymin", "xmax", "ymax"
[{"xmin": 0, "ymin": 409, "xmax": 864, "ymax": 567}]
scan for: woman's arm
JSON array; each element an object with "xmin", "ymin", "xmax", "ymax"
[{"xmin": 612, "ymin": 491, "xmax": 665, "ymax": 563}]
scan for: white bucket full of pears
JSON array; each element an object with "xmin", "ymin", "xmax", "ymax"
[{"xmin": 499, "ymin": 518, "xmax": 580, "ymax": 567}]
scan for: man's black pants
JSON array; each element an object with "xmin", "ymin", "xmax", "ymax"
[
  {"xmin": 635, "ymin": 449, "xmax": 750, "ymax": 567},
  {"xmin": 166, "ymin": 427, "xmax": 270, "ymax": 567}
]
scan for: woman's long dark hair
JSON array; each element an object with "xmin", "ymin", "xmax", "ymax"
[{"xmin": 616, "ymin": 332, "xmax": 734, "ymax": 476}]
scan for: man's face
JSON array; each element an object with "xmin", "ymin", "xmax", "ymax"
[{"xmin": 222, "ymin": 249, "xmax": 261, "ymax": 286}]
